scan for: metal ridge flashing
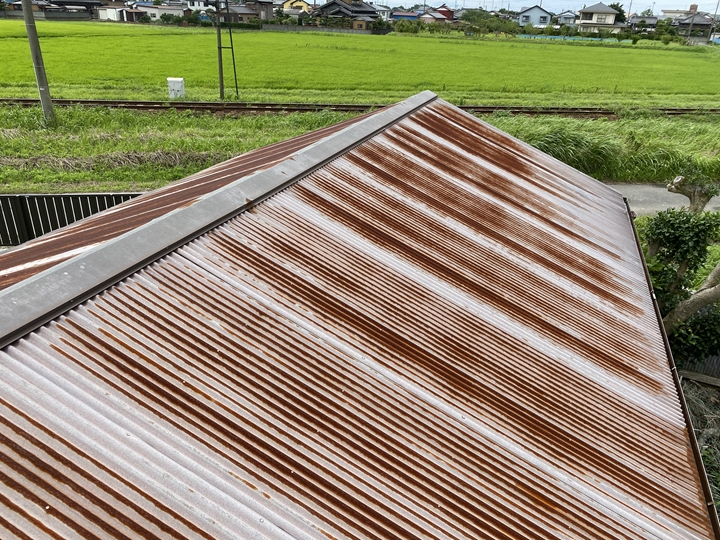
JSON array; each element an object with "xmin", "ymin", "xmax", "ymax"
[
  {"xmin": 0, "ymin": 91, "xmax": 438, "ymax": 350},
  {"xmin": 624, "ymin": 197, "xmax": 720, "ymax": 539}
]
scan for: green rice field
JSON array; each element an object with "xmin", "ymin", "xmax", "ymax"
[
  {"xmin": 1, "ymin": 20, "xmax": 720, "ymax": 107},
  {"xmin": 2, "ymin": 20, "xmax": 720, "ymax": 193}
]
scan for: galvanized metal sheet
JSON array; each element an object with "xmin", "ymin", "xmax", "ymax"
[{"xmin": 0, "ymin": 98, "xmax": 714, "ymax": 539}]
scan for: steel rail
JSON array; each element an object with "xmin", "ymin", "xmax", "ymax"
[{"xmin": 1, "ymin": 97, "xmax": 718, "ymax": 117}]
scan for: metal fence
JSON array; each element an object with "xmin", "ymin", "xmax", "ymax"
[
  {"xmin": 0, "ymin": 193, "xmax": 142, "ymax": 246},
  {"xmin": 683, "ymin": 356, "xmax": 720, "ymax": 379}
]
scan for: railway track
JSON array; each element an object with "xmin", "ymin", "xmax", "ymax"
[{"xmin": 1, "ymin": 98, "xmax": 717, "ymax": 117}]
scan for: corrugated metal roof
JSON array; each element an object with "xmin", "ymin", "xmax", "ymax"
[
  {"xmin": 0, "ymin": 113, "xmax": 369, "ymax": 292},
  {"xmin": 0, "ymin": 92, "xmax": 716, "ymax": 539}
]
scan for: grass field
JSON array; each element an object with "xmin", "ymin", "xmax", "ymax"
[
  {"xmin": 2, "ymin": 20, "xmax": 720, "ymax": 107},
  {"xmin": 2, "ymin": 20, "xmax": 720, "ymax": 193}
]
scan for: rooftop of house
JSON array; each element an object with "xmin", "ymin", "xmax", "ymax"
[
  {"xmin": 578, "ymin": 1, "xmax": 619, "ymax": 13},
  {"xmin": 1, "ymin": 92, "xmax": 717, "ymax": 540},
  {"xmin": 516, "ymin": 4, "xmax": 552, "ymax": 15}
]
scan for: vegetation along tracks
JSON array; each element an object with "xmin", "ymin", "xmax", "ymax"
[{"xmin": 2, "ymin": 98, "xmax": 718, "ymax": 118}]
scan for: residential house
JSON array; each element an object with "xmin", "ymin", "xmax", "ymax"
[
  {"xmin": 577, "ymin": 2, "xmax": 625, "ymax": 32},
  {"xmin": 419, "ymin": 9, "xmax": 447, "ymax": 23},
  {"xmin": 98, "ymin": 5, "xmax": 124, "ymax": 19},
  {"xmin": 141, "ymin": 4, "xmax": 187, "ymax": 20},
  {"xmin": 313, "ymin": 0, "xmax": 379, "ymax": 22},
  {"xmin": 9, "ymin": 1, "xmax": 48, "ymax": 11},
  {"xmin": 555, "ymin": 9, "xmax": 577, "ymax": 25},
  {"xmin": 283, "ymin": 0, "xmax": 311, "ymax": 11},
  {"xmin": 391, "ymin": 9, "xmax": 418, "ymax": 19},
  {"xmin": 516, "ymin": 4, "xmax": 552, "ymax": 27},
  {"xmin": 187, "ymin": 0, "xmax": 216, "ymax": 10},
  {"xmin": 245, "ymin": 0, "xmax": 274, "ymax": 19},
  {"xmin": 218, "ymin": 4, "xmax": 259, "ymax": 22},
  {"xmin": 121, "ymin": 7, "xmax": 147, "ymax": 21},
  {"xmin": 672, "ymin": 11, "xmax": 713, "ymax": 35},
  {"xmin": 660, "ymin": 5, "xmax": 697, "ymax": 19},
  {"xmin": 285, "ymin": 7, "xmax": 311, "ymax": 17},
  {"xmin": 352, "ymin": 13, "xmax": 372, "ymax": 27},
  {"xmin": 435, "ymin": 2, "xmax": 454, "ymax": 20},
  {"xmin": 627, "ymin": 14, "xmax": 658, "ymax": 31},
  {"xmin": 453, "ymin": 7, "xmax": 469, "ymax": 18},
  {"xmin": 368, "ymin": 2, "xmax": 390, "ymax": 19}
]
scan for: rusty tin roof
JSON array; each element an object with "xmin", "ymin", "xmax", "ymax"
[
  {"xmin": 0, "ymin": 114, "xmax": 368, "ymax": 291},
  {"xmin": 0, "ymin": 91, "xmax": 716, "ymax": 539}
]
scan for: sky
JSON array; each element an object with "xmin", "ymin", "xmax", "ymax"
[{"xmin": 381, "ymin": 0, "xmax": 720, "ymax": 16}]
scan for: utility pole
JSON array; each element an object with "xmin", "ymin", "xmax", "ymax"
[
  {"xmin": 21, "ymin": 0, "xmax": 55, "ymax": 125},
  {"xmin": 215, "ymin": 6, "xmax": 224, "ymax": 99},
  {"xmin": 708, "ymin": 0, "xmax": 719, "ymax": 43}
]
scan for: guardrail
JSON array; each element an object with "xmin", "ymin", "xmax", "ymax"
[{"xmin": 0, "ymin": 193, "xmax": 142, "ymax": 246}]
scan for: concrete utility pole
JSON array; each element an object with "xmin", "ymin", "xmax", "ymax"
[
  {"xmin": 216, "ymin": 12, "xmax": 224, "ymax": 99},
  {"xmin": 21, "ymin": 0, "xmax": 55, "ymax": 125},
  {"xmin": 708, "ymin": 0, "xmax": 719, "ymax": 43}
]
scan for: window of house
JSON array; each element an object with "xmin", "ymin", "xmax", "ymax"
[
  {"xmin": 521, "ymin": 15, "xmax": 529, "ymax": 21},
  {"xmin": 581, "ymin": 12, "xmax": 592, "ymax": 19},
  {"xmin": 150, "ymin": 12, "xmax": 156, "ymax": 16},
  {"xmin": 597, "ymin": 14, "xmax": 606, "ymax": 22},
  {"xmin": 539, "ymin": 15, "xmax": 547, "ymax": 22}
]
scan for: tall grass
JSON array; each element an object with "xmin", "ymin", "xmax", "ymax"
[
  {"xmin": 486, "ymin": 114, "xmax": 720, "ymax": 183},
  {"xmin": 2, "ymin": 104, "xmax": 719, "ymax": 193}
]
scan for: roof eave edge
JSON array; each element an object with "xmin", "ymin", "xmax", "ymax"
[
  {"xmin": 0, "ymin": 90, "xmax": 438, "ymax": 350},
  {"xmin": 624, "ymin": 197, "xmax": 720, "ymax": 539}
]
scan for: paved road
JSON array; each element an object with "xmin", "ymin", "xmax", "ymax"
[{"xmin": 608, "ymin": 183, "xmax": 720, "ymax": 215}]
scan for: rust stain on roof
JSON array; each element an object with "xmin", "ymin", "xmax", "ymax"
[
  {"xmin": 0, "ymin": 115, "xmax": 368, "ymax": 291},
  {"xmin": 0, "ymin": 96, "xmax": 715, "ymax": 539}
]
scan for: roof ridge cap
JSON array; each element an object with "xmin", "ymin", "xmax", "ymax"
[{"xmin": 0, "ymin": 91, "xmax": 438, "ymax": 349}]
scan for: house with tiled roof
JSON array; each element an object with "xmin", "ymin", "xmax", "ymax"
[
  {"xmin": 577, "ymin": 1, "xmax": 626, "ymax": 32},
  {"xmin": 312, "ymin": 0, "xmax": 378, "ymax": 23}
]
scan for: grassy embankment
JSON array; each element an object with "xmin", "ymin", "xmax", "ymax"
[
  {"xmin": 1, "ymin": 20, "xmax": 720, "ymax": 107},
  {"xmin": 0, "ymin": 106, "xmax": 356, "ymax": 192},
  {"xmin": 2, "ymin": 105, "xmax": 720, "ymax": 193}
]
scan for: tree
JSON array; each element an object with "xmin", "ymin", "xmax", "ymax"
[
  {"xmin": 667, "ymin": 162, "xmax": 720, "ymax": 214},
  {"xmin": 559, "ymin": 24, "xmax": 575, "ymax": 36},
  {"xmin": 608, "ymin": 2, "xmax": 626, "ymax": 22},
  {"xmin": 640, "ymin": 7, "xmax": 653, "ymax": 16},
  {"xmin": 655, "ymin": 18, "xmax": 676, "ymax": 36},
  {"xmin": 138, "ymin": 13, "xmax": 151, "ymax": 22},
  {"xmin": 460, "ymin": 8, "xmax": 492, "ymax": 25},
  {"xmin": 184, "ymin": 9, "xmax": 202, "ymax": 25},
  {"xmin": 159, "ymin": 12, "xmax": 180, "ymax": 23},
  {"xmin": 637, "ymin": 159, "xmax": 720, "ymax": 365}
]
